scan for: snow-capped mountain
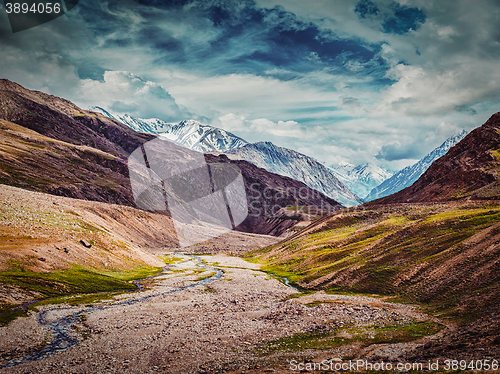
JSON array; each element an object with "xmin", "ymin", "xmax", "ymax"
[
  {"xmin": 329, "ymin": 163, "xmax": 393, "ymax": 199},
  {"xmin": 365, "ymin": 130, "xmax": 469, "ymax": 201},
  {"xmin": 225, "ymin": 142, "xmax": 364, "ymax": 207},
  {"xmin": 157, "ymin": 120, "xmax": 248, "ymax": 152},
  {"xmin": 90, "ymin": 106, "xmax": 363, "ymax": 206},
  {"xmin": 89, "ymin": 106, "xmax": 248, "ymax": 152}
]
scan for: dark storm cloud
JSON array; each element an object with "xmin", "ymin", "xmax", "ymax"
[
  {"xmin": 382, "ymin": 3, "xmax": 426, "ymax": 35},
  {"xmin": 355, "ymin": 0, "xmax": 426, "ymax": 35},
  {"xmin": 355, "ymin": 0, "xmax": 379, "ymax": 18},
  {"xmin": 68, "ymin": 0, "xmax": 388, "ymax": 80}
]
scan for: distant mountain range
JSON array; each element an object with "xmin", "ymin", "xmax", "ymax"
[
  {"xmin": 92, "ymin": 107, "xmax": 364, "ymax": 206},
  {"xmin": 224, "ymin": 142, "xmax": 363, "ymax": 207},
  {"xmin": 329, "ymin": 163, "xmax": 393, "ymax": 199},
  {"xmin": 365, "ymin": 130, "xmax": 468, "ymax": 201},
  {"xmin": 90, "ymin": 106, "xmax": 474, "ymax": 207},
  {"xmin": 89, "ymin": 107, "xmax": 248, "ymax": 152}
]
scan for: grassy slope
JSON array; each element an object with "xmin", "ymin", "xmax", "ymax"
[{"xmin": 248, "ymin": 203, "xmax": 500, "ymax": 321}]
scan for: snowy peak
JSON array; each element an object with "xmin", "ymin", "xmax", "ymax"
[
  {"xmin": 161, "ymin": 120, "xmax": 248, "ymax": 152},
  {"xmin": 89, "ymin": 106, "xmax": 174, "ymax": 134},
  {"xmin": 365, "ymin": 130, "xmax": 468, "ymax": 201},
  {"xmin": 90, "ymin": 106, "xmax": 115, "ymax": 120},
  {"xmin": 89, "ymin": 107, "xmax": 248, "ymax": 152},
  {"xmin": 329, "ymin": 163, "xmax": 393, "ymax": 199},
  {"xmin": 418, "ymin": 130, "xmax": 468, "ymax": 167},
  {"xmin": 225, "ymin": 142, "xmax": 363, "ymax": 207},
  {"xmin": 372, "ymin": 113, "xmax": 500, "ymax": 203}
]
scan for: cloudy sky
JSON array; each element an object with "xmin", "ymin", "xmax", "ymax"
[{"xmin": 1, "ymin": 0, "xmax": 500, "ymax": 171}]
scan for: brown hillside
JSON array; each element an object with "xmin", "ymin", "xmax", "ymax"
[
  {"xmin": 0, "ymin": 119, "xmax": 138, "ymax": 206},
  {"xmin": 250, "ymin": 202, "xmax": 500, "ymax": 357},
  {"xmin": 0, "ymin": 79, "xmax": 154, "ymax": 157},
  {"xmin": 373, "ymin": 112, "xmax": 500, "ymax": 204}
]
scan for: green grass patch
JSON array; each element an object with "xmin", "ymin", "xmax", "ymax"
[
  {"xmin": 99, "ymin": 266, "xmax": 162, "ymax": 281},
  {"xmin": 0, "ymin": 265, "xmax": 161, "ymax": 325},
  {"xmin": 259, "ymin": 321, "xmax": 442, "ymax": 354},
  {"xmin": 280, "ymin": 291, "xmax": 316, "ymax": 301},
  {"xmin": 196, "ymin": 271, "xmax": 216, "ymax": 281},
  {"xmin": 260, "ymin": 265, "xmax": 303, "ymax": 286},
  {"xmin": 32, "ymin": 292, "xmax": 117, "ymax": 308},
  {"xmin": 200, "ymin": 285, "xmax": 217, "ymax": 293},
  {"xmin": 158, "ymin": 255, "xmax": 184, "ymax": 264},
  {"xmin": 0, "ymin": 304, "xmax": 26, "ymax": 326}
]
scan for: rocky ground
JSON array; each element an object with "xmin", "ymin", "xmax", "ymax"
[{"xmin": 0, "ymin": 253, "xmax": 456, "ymax": 374}]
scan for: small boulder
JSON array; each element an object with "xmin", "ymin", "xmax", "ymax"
[{"xmin": 80, "ymin": 239, "xmax": 92, "ymax": 248}]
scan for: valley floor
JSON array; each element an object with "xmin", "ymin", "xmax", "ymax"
[{"xmin": 1, "ymin": 253, "xmax": 455, "ymax": 374}]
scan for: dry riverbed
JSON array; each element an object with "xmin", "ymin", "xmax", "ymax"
[{"xmin": 0, "ymin": 253, "xmax": 448, "ymax": 373}]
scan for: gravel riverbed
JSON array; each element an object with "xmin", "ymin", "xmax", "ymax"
[{"xmin": 0, "ymin": 254, "xmax": 444, "ymax": 373}]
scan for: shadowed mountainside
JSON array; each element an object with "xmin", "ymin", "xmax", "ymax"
[
  {"xmin": 224, "ymin": 141, "xmax": 364, "ymax": 207},
  {"xmin": 205, "ymin": 154, "xmax": 342, "ymax": 236},
  {"xmin": 0, "ymin": 119, "xmax": 138, "ymax": 206}
]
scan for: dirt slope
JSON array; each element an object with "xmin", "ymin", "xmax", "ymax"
[
  {"xmin": 0, "ymin": 119, "xmax": 140, "ymax": 206},
  {"xmin": 0, "ymin": 184, "xmax": 179, "ymax": 303},
  {"xmin": 249, "ymin": 202, "xmax": 500, "ymax": 349}
]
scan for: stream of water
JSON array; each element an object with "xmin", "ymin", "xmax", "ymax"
[{"xmin": 1, "ymin": 254, "xmax": 222, "ymax": 370}]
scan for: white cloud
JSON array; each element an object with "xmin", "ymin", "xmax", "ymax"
[
  {"xmin": 217, "ymin": 113, "xmax": 309, "ymax": 139},
  {"xmin": 75, "ymin": 71, "xmax": 191, "ymax": 121}
]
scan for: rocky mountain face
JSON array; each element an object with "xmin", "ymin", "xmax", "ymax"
[
  {"xmin": 205, "ymin": 154, "xmax": 342, "ymax": 235},
  {"xmin": 366, "ymin": 130, "xmax": 468, "ymax": 201},
  {"xmin": 90, "ymin": 107, "xmax": 248, "ymax": 152},
  {"xmin": 329, "ymin": 163, "xmax": 393, "ymax": 199},
  {"xmin": 224, "ymin": 142, "xmax": 363, "ymax": 207},
  {"xmin": 373, "ymin": 115, "xmax": 500, "ymax": 203}
]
